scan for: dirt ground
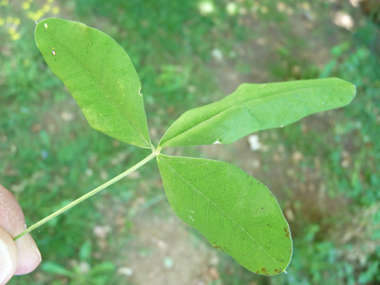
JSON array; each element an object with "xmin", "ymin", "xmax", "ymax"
[{"xmin": 118, "ymin": 207, "xmax": 220, "ymax": 285}]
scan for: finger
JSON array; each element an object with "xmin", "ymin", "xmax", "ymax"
[
  {"xmin": 0, "ymin": 184, "xmax": 25, "ymax": 237},
  {"xmin": 0, "ymin": 184, "xmax": 41, "ymax": 275},
  {"xmin": 14, "ymin": 233, "xmax": 41, "ymax": 275},
  {"xmin": 0, "ymin": 227, "xmax": 17, "ymax": 285}
]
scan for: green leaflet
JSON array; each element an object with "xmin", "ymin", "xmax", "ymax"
[
  {"xmin": 35, "ymin": 18, "xmax": 151, "ymax": 148},
  {"xmin": 159, "ymin": 78, "xmax": 356, "ymax": 147},
  {"xmin": 157, "ymin": 154, "xmax": 292, "ymax": 276}
]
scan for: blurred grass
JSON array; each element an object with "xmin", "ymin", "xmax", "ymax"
[{"xmin": 1, "ymin": 0, "xmax": 379, "ymax": 284}]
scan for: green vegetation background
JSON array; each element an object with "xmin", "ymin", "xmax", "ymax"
[{"xmin": 1, "ymin": 0, "xmax": 379, "ymax": 284}]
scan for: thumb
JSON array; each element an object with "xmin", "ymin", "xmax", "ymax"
[
  {"xmin": 0, "ymin": 227, "xmax": 17, "ymax": 285},
  {"xmin": 0, "ymin": 184, "xmax": 41, "ymax": 278}
]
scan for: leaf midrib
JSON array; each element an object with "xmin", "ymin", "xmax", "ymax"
[
  {"xmin": 160, "ymin": 83, "xmax": 348, "ymax": 146},
  {"xmin": 43, "ymin": 24, "xmax": 150, "ymax": 148}
]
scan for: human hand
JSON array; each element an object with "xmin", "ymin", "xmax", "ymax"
[{"xmin": 0, "ymin": 184, "xmax": 41, "ymax": 285}]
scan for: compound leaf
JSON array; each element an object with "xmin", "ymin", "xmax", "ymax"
[
  {"xmin": 159, "ymin": 78, "xmax": 356, "ymax": 147},
  {"xmin": 35, "ymin": 18, "xmax": 151, "ymax": 148},
  {"xmin": 157, "ymin": 154, "xmax": 292, "ymax": 276}
]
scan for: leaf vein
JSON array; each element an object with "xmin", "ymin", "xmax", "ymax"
[
  {"xmin": 160, "ymin": 157, "xmax": 277, "ymax": 264},
  {"xmin": 45, "ymin": 29, "xmax": 150, "ymax": 148},
  {"xmin": 161, "ymin": 85, "xmax": 344, "ymax": 146}
]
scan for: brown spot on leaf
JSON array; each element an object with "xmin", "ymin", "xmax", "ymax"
[
  {"xmin": 284, "ymin": 227, "xmax": 290, "ymax": 238},
  {"xmin": 212, "ymin": 244, "xmax": 224, "ymax": 252}
]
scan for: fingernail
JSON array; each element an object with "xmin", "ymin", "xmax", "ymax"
[
  {"xmin": 31, "ymin": 240, "xmax": 42, "ymax": 262},
  {"xmin": 0, "ymin": 239, "xmax": 13, "ymax": 284}
]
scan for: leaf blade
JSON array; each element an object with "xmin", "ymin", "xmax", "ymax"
[
  {"xmin": 157, "ymin": 154, "xmax": 292, "ymax": 275},
  {"xmin": 159, "ymin": 78, "xmax": 356, "ymax": 147},
  {"xmin": 35, "ymin": 18, "xmax": 151, "ymax": 148}
]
